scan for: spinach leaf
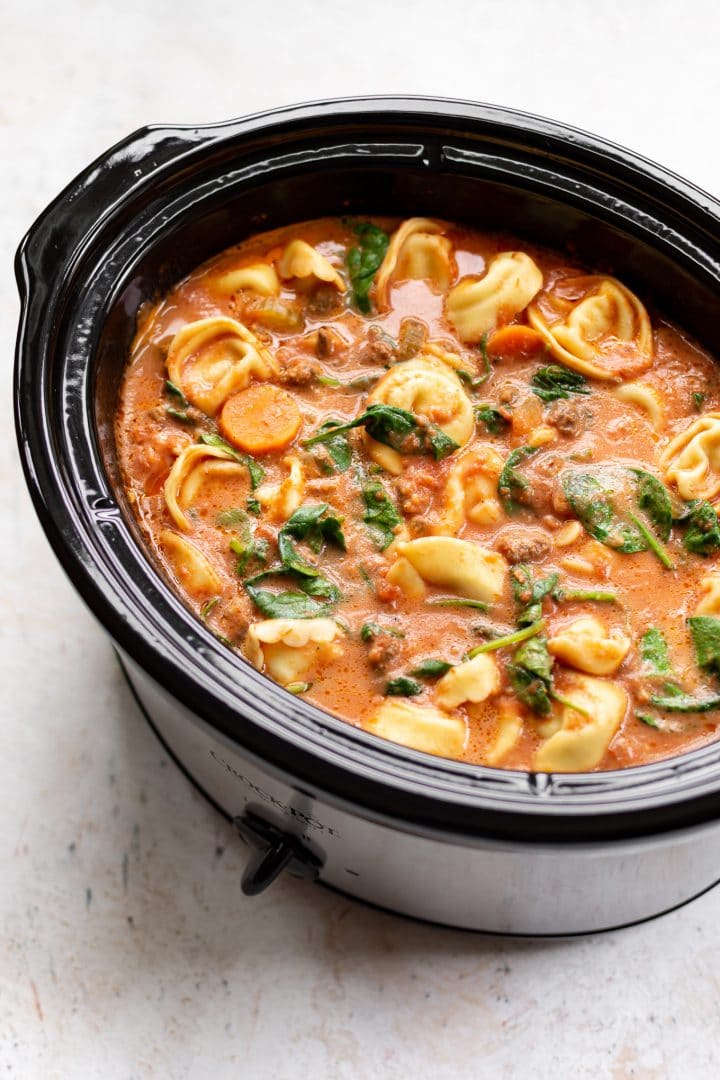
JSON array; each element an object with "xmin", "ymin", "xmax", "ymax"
[
  {"xmin": 476, "ymin": 405, "xmax": 510, "ymax": 435},
  {"xmin": 650, "ymin": 688, "xmax": 720, "ymax": 713},
  {"xmin": 199, "ymin": 433, "xmax": 264, "ymax": 489},
  {"xmin": 531, "ymin": 365, "xmax": 590, "ymax": 403},
  {"xmin": 498, "ymin": 446, "xmax": 537, "ymax": 511},
  {"xmin": 304, "ymin": 404, "xmax": 458, "ymax": 462},
  {"xmin": 246, "ymin": 497, "xmax": 262, "ymax": 516},
  {"xmin": 510, "ymin": 565, "xmax": 559, "ymax": 626},
  {"xmin": 458, "ymin": 335, "xmax": 493, "ymax": 391},
  {"xmin": 507, "ymin": 641, "xmax": 554, "ymax": 715},
  {"xmin": 229, "ymin": 536, "xmax": 269, "ymax": 576},
  {"xmin": 562, "ymin": 471, "xmax": 646, "ymax": 553},
  {"xmin": 640, "ymin": 628, "xmax": 673, "ymax": 677},
  {"xmin": 680, "ymin": 500, "xmax": 720, "ymax": 556},
  {"xmin": 216, "ymin": 507, "xmax": 250, "ymax": 529},
  {"xmin": 408, "ymin": 658, "xmax": 453, "ymax": 679},
  {"xmin": 632, "ymin": 468, "xmax": 672, "ymax": 542},
  {"xmin": 166, "ymin": 379, "xmax": 189, "ymax": 407},
  {"xmin": 562, "ymin": 466, "xmax": 674, "ymax": 564},
  {"xmin": 385, "ymin": 676, "xmax": 422, "ymax": 697},
  {"xmin": 467, "ymin": 620, "xmax": 545, "ymax": 658},
  {"xmin": 346, "ymin": 223, "xmax": 389, "ymax": 314},
  {"xmin": 280, "ymin": 503, "xmax": 346, "ymax": 554},
  {"xmin": 309, "ymin": 419, "xmax": 353, "ymax": 472},
  {"xmin": 427, "ymin": 597, "xmax": 489, "ymax": 611},
  {"xmin": 166, "ymin": 406, "xmax": 194, "ymax": 424},
  {"xmin": 515, "ymin": 635, "xmax": 554, "ymax": 683},
  {"xmin": 507, "ymin": 635, "xmax": 554, "ymax": 716},
  {"xmin": 360, "ymin": 477, "xmax": 402, "ymax": 550},
  {"xmin": 689, "ymin": 616, "xmax": 720, "ymax": 676},
  {"xmin": 693, "ymin": 391, "xmax": 706, "ymax": 412},
  {"xmin": 200, "ymin": 596, "xmax": 220, "ymax": 620},
  {"xmin": 427, "ymin": 426, "xmax": 460, "ymax": 461},
  {"xmin": 360, "ymin": 622, "xmax": 404, "ymax": 642},
  {"xmin": 244, "ymin": 567, "xmax": 341, "ymax": 618}
]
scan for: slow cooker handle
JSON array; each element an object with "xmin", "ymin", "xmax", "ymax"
[{"xmin": 235, "ymin": 811, "xmax": 323, "ymax": 896}]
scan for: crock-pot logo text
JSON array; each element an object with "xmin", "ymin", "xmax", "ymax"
[{"xmin": 209, "ymin": 750, "xmax": 340, "ymax": 837}]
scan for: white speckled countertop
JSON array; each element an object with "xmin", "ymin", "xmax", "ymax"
[{"xmin": 4, "ymin": 2, "xmax": 720, "ymax": 1076}]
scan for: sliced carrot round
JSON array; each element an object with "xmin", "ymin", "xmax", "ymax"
[
  {"xmin": 487, "ymin": 324, "xmax": 546, "ymax": 360},
  {"xmin": 219, "ymin": 383, "xmax": 302, "ymax": 454}
]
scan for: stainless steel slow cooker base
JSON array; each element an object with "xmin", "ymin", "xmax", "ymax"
[
  {"xmin": 18, "ymin": 98, "xmax": 720, "ymax": 940},
  {"xmin": 121, "ymin": 654, "xmax": 720, "ymax": 935}
]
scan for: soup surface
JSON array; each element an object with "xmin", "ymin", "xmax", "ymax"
[{"xmin": 116, "ymin": 216, "xmax": 720, "ymax": 772}]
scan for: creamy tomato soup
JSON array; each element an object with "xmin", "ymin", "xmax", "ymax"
[{"xmin": 116, "ymin": 216, "xmax": 720, "ymax": 772}]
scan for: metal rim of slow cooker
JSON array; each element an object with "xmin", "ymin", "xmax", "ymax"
[{"xmin": 15, "ymin": 94, "xmax": 720, "ymax": 844}]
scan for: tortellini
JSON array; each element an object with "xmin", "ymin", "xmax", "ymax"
[
  {"xmin": 446, "ymin": 252, "xmax": 543, "ymax": 344},
  {"xmin": 375, "ymin": 218, "xmax": 455, "ymax": 309},
  {"xmin": 166, "ymin": 317, "xmax": 278, "ymax": 416},
  {"xmin": 434, "ymin": 446, "xmax": 504, "ymax": 534},
  {"xmin": 365, "ymin": 356, "xmax": 474, "ymax": 473},
  {"xmin": 695, "ymin": 574, "xmax": 720, "ymax": 617},
  {"xmin": 547, "ymin": 617, "xmax": 630, "ymax": 676},
  {"xmin": 434, "ymin": 654, "xmax": 500, "ymax": 711},
  {"xmin": 159, "ymin": 530, "xmax": 222, "ymax": 598},
  {"xmin": 387, "ymin": 537, "xmax": 507, "ymax": 603},
  {"xmin": 164, "ymin": 443, "xmax": 247, "ymax": 532},
  {"xmin": 244, "ymin": 618, "xmax": 342, "ymax": 686},
  {"xmin": 534, "ymin": 674, "xmax": 628, "ymax": 772},
  {"xmin": 527, "ymin": 275, "xmax": 653, "ymax": 381},
  {"xmin": 277, "ymin": 239, "xmax": 346, "ymax": 292},
  {"xmin": 255, "ymin": 455, "xmax": 305, "ymax": 522},
  {"xmin": 612, "ymin": 382, "xmax": 665, "ymax": 433},
  {"xmin": 484, "ymin": 700, "xmax": 523, "ymax": 767},
  {"xmin": 366, "ymin": 699, "xmax": 466, "ymax": 759},
  {"xmin": 212, "ymin": 263, "xmax": 280, "ymax": 297},
  {"xmin": 660, "ymin": 411, "xmax": 720, "ymax": 500}
]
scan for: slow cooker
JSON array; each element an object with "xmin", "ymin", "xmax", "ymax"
[{"xmin": 15, "ymin": 96, "xmax": 720, "ymax": 935}]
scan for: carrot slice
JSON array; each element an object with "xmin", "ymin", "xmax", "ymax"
[
  {"xmin": 219, "ymin": 384, "xmax": 302, "ymax": 454},
  {"xmin": 487, "ymin": 325, "xmax": 545, "ymax": 359}
]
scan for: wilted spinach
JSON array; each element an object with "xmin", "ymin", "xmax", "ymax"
[
  {"xmin": 498, "ymin": 446, "xmax": 537, "ymax": 511},
  {"xmin": 531, "ymin": 365, "xmax": 590, "ymax": 403},
  {"xmin": 346, "ymin": 223, "xmax": 389, "ymax": 313},
  {"xmin": 562, "ymin": 466, "xmax": 674, "ymax": 566},
  {"xmin": 360, "ymin": 476, "xmax": 402, "ymax": 550},
  {"xmin": 200, "ymin": 433, "xmax": 264, "ymax": 489}
]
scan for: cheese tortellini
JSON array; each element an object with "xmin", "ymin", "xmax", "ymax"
[
  {"xmin": 695, "ymin": 574, "xmax": 720, "ymax": 617},
  {"xmin": 387, "ymin": 537, "xmax": 507, "ymax": 603},
  {"xmin": 365, "ymin": 355, "xmax": 474, "ymax": 473},
  {"xmin": 534, "ymin": 675, "xmax": 628, "ymax": 772},
  {"xmin": 527, "ymin": 275, "xmax": 653, "ymax": 381},
  {"xmin": 159, "ymin": 530, "xmax": 222, "ymax": 598},
  {"xmin": 446, "ymin": 252, "xmax": 543, "ymax": 344},
  {"xmin": 434, "ymin": 654, "xmax": 500, "ymax": 710},
  {"xmin": 612, "ymin": 382, "xmax": 665, "ymax": 433},
  {"xmin": 277, "ymin": 239, "xmax": 346, "ymax": 292},
  {"xmin": 547, "ymin": 617, "xmax": 631, "ymax": 676},
  {"xmin": 166, "ymin": 317, "xmax": 278, "ymax": 416},
  {"xmin": 255, "ymin": 455, "xmax": 305, "ymax": 522},
  {"xmin": 434, "ymin": 445, "xmax": 504, "ymax": 534},
  {"xmin": 212, "ymin": 263, "xmax": 280, "ymax": 296},
  {"xmin": 375, "ymin": 218, "xmax": 455, "ymax": 309},
  {"xmin": 366, "ymin": 699, "xmax": 466, "ymax": 759},
  {"xmin": 660, "ymin": 411, "xmax": 720, "ymax": 500},
  {"xmin": 245, "ymin": 618, "xmax": 342, "ymax": 686},
  {"xmin": 164, "ymin": 443, "xmax": 247, "ymax": 532}
]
